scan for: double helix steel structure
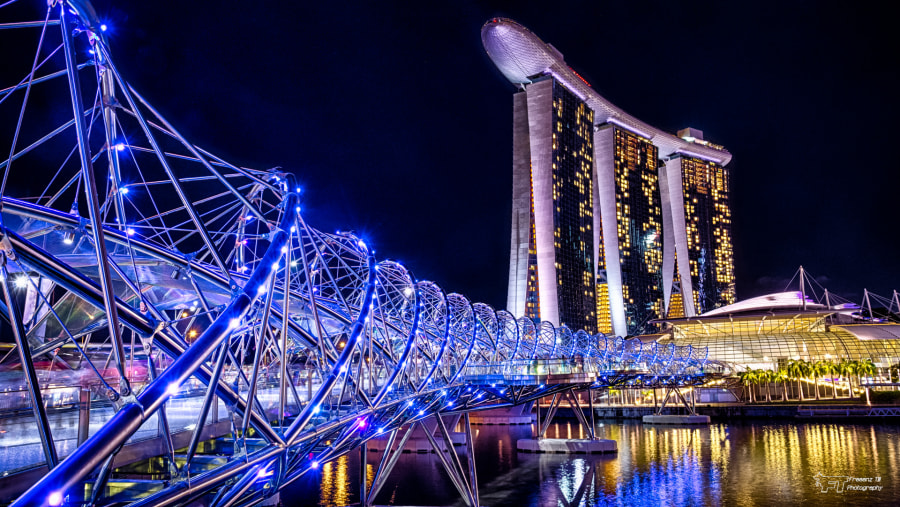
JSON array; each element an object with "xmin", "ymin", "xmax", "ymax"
[{"xmin": 0, "ymin": 2, "xmax": 721, "ymax": 506}]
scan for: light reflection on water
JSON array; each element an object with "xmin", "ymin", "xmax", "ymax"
[{"xmin": 285, "ymin": 420, "xmax": 900, "ymax": 506}]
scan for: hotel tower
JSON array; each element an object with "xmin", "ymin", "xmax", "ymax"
[{"xmin": 483, "ymin": 18, "xmax": 735, "ymax": 336}]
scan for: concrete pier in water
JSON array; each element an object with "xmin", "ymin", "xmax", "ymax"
[{"xmin": 516, "ymin": 438, "xmax": 617, "ymax": 454}]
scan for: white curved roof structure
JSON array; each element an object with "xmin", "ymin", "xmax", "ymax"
[
  {"xmin": 700, "ymin": 292, "xmax": 825, "ymax": 316},
  {"xmin": 481, "ymin": 18, "xmax": 732, "ymax": 165}
]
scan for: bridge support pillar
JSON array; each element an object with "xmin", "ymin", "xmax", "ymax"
[
  {"xmin": 359, "ymin": 441, "xmax": 367, "ymax": 506},
  {"xmin": 516, "ymin": 438, "xmax": 616, "ymax": 454},
  {"xmin": 364, "ymin": 415, "xmax": 481, "ymax": 507},
  {"xmin": 642, "ymin": 386, "xmax": 710, "ymax": 425},
  {"xmin": 468, "ymin": 402, "xmax": 534, "ymax": 425},
  {"xmin": 78, "ymin": 388, "xmax": 91, "ymax": 446},
  {"xmin": 519, "ymin": 387, "xmax": 616, "ymax": 453},
  {"xmin": 535, "ymin": 388, "xmax": 595, "ymax": 439},
  {"xmin": 366, "ymin": 415, "xmax": 465, "ymax": 453}
]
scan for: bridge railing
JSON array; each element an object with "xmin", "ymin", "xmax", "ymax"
[{"xmin": 464, "ymin": 358, "xmax": 593, "ymax": 379}]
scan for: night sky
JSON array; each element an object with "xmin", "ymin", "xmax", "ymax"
[{"xmin": 84, "ymin": 0, "xmax": 897, "ymax": 310}]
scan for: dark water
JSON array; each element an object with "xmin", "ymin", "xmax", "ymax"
[{"xmin": 283, "ymin": 419, "xmax": 900, "ymax": 506}]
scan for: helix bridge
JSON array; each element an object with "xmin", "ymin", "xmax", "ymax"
[{"xmin": 0, "ymin": 2, "xmax": 723, "ymax": 506}]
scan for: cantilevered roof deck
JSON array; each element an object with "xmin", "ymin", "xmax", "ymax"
[{"xmin": 482, "ymin": 18, "xmax": 732, "ymax": 165}]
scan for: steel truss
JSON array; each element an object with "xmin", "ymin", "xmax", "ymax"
[{"xmin": 0, "ymin": 2, "xmax": 722, "ymax": 506}]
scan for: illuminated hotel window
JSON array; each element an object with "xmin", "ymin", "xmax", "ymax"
[
  {"xmin": 679, "ymin": 156, "xmax": 736, "ymax": 311},
  {"xmin": 547, "ymin": 80, "xmax": 596, "ymax": 332},
  {"xmin": 595, "ymin": 127, "xmax": 664, "ymax": 334}
]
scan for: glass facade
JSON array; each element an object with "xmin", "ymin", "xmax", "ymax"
[
  {"xmin": 596, "ymin": 277, "xmax": 612, "ymax": 334},
  {"xmin": 605, "ymin": 127, "xmax": 664, "ymax": 334},
  {"xmin": 659, "ymin": 315, "xmax": 900, "ymax": 373},
  {"xmin": 668, "ymin": 283, "xmax": 685, "ymax": 319},
  {"xmin": 525, "ymin": 187, "xmax": 540, "ymax": 321},
  {"xmin": 679, "ymin": 156, "xmax": 736, "ymax": 312},
  {"xmin": 548, "ymin": 81, "xmax": 596, "ymax": 332}
]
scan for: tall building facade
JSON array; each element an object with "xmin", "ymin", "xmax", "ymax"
[
  {"xmin": 483, "ymin": 18, "xmax": 734, "ymax": 336},
  {"xmin": 660, "ymin": 130, "xmax": 736, "ymax": 315},
  {"xmin": 508, "ymin": 77, "xmax": 597, "ymax": 332},
  {"xmin": 594, "ymin": 125, "xmax": 664, "ymax": 334}
]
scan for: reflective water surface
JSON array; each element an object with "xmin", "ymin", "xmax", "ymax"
[{"xmin": 284, "ymin": 419, "xmax": 900, "ymax": 506}]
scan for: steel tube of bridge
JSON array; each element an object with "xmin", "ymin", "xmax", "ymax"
[
  {"xmin": 4, "ymin": 224, "xmax": 282, "ymax": 443},
  {"xmin": 367, "ymin": 427, "xmax": 400, "ymax": 504},
  {"xmin": 436, "ymin": 414, "xmax": 475, "ymax": 505},
  {"xmin": 60, "ymin": 4, "xmax": 131, "ymax": 397},
  {"xmin": 95, "ymin": 43, "xmax": 234, "ymax": 283},
  {"xmin": 97, "ymin": 46, "xmax": 127, "ymax": 231},
  {"xmin": 211, "ymin": 463, "xmax": 262, "ymax": 507},
  {"xmin": 463, "ymin": 412, "xmax": 479, "ymax": 506},
  {"xmin": 0, "ymin": 260, "xmax": 59, "ymax": 469},
  {"xmin": 128, "ymin": 85, "xmax": 267, "ymax": 225},
  {"xmin": 370, "ymin": 423, "xmax": 416, "ymax": 501},
  {"xmin": 10, "ymin": 192, "xmax": 298, "ymax": 507},
  {"xmin": 147, "ymin": 358, "xmax": 178, "ymax": 464},
  {"xmin": 130, "ymin": 447, "xmax": 284, "ymax": 507},
  {"xmin": 184, "ymin": 341, "xmax": 229, "ymax": 470},
  {"xmin": 422, "ymin": 419, "xmax": 472, "ymax": 507},
  {"xmin": 279, "ymin": 241, "xmax": 292, "ymax": 428},
  {"xmin": 372, "ymin": 281, "xmax": 423, "ymax": 406},
  {"xmin": 88, "ymin": 453, "xmax": 117, "ymax": 505},
  {"xmin": 359, "ymin": 441, "xmax": 367, "ymax": 505},
  {"xmin": 285, "ymin": 250, "xmax": 377, "ymax": 445}
]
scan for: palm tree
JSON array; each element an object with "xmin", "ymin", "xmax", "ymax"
[
  {"xmin": 787, "ymin": 359, "xmax": 808, "ymax": 401},
  {"xmin": 813, "ymin": 360, "xmax": 831, "ymax": 401},
  {"xmin": 846, "ymin": 359, "xmax": 860, "ymax": 395},
  {"xmin": 837, "ymin": 359, "xmax": 853, "ymax": 398},
  {"xmin": 857, "ymin": 359, "xmax": 877, "ymax": 404},
  {"xmin": 774, "ymin": 368, "xmax": 789, "ymax": 402},
  {"xmin": 825, "ymin": 361, "xmax": 838, "ymax": 399},
  {"xmin": 608, "ymin": 388, "xmax": 620, "ymax": 405},
  {"xmin": 763, "ymin": 369, "xmax": 775, "ymax": 402},
  {"xmin": 858, "ymin": 358, "xmax": 877, "ymax": 387},
  {"xmin": 739, "ymin": 369, "xmax": 757, "ymax": 403}
]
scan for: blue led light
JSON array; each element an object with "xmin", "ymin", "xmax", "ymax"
[{"xmin": 48, "ymin": 492, "xmax": 63, "ymax": 506}]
